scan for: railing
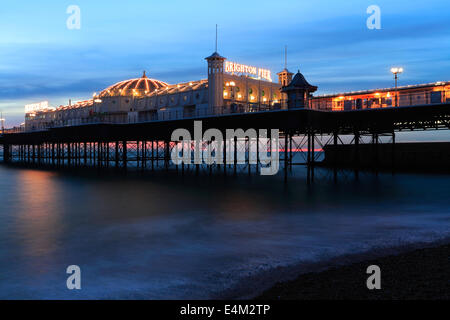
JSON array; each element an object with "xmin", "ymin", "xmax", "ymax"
[
  {"xmin": 1, "ymin": 127, "xmax": 25, "ymax": 134},
  {"xmin": 8, "ymin": 90, "xmax": 450, "ymax": 134},
  {"xmin": 309, "ymin": 90, "xmax": 450, "ymax": 111},
  {"xmin": 21, "ymin": 103, "xmax": 287, "ymax": 132}
]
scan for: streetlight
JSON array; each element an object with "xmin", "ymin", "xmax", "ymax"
[
  {"xmin": 0, "ymin": 111, "xmax": 4, "ymax": 134},
  {"xmin": 390, "ymin": 67, "xmax": 403, "ymax": 107}
]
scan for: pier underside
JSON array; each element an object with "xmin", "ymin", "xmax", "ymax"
[{"xmin": 1, "ymin": 103, "xmax": 450, "ymax": 180}]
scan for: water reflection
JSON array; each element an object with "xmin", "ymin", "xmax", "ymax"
[
  {"xmin": 15, "ymin": 170, "xmax": 62, "ymax": 273},
  {"xmin": 0, "ymin": 165, "xmax": 449, "ymax": 299}
]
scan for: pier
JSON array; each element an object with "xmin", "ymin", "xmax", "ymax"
[{"xmin": 1, "ymin": 101, "xmax": 450, "ymax": 180}]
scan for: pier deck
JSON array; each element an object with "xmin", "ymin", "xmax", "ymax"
[{"xmin": 1, "ymin": 103, "xmax": 450, "ymax": 178}]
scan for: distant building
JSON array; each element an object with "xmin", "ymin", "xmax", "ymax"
[{"xmin": 310, "ymin": 81, "xmax": 450, "ymax": 111}]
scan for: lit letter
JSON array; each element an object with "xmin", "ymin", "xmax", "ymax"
[
  {"xmin": 366, "ymin": 265, "xmax": 381, "ymax": 289},
  {"xmin": 366, "ymin": 5, "xmax": 381, "ymax": 30}
]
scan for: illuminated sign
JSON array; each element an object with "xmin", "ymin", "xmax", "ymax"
[
  {"xmin": 225, "ymin": 61, "xmax": 272, "ymax": 82},
  {"xmin": 25, "ymin": 101, "xmax": 53, "ymax": 113}
]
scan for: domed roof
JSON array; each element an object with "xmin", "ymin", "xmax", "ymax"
[{"xmin": 99, "ymin": 72, "xmax": 169, "ymax": 97}]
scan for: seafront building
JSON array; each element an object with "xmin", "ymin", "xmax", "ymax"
[
  {"xmin": 23, "ymin": 50, "xmax": 450, "ymax": 132},
  {"xmin": 24, "ymin": 51, "xmax": 289, "ymax": 131}
]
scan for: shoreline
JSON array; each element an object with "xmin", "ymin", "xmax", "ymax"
[{"xmin": 215, "ymin": 237, "xmax": 450, "ymax": 300}]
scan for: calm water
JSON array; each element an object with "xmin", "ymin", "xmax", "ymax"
[{"xmin": 0, "ymin": 164, "xmax": 449, "ymax": 299}]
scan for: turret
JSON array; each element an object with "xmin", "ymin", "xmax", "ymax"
[
  {"xmin": 282, "ymin": 70, "xmax": 318, "ymax": 109},
  {"xmin": 205, "ymin": 52, "xmax": 226, "ymax": 109},
  {"xmin": 277, "ymin": 68, "xmax": 294, "ymax": 87}
]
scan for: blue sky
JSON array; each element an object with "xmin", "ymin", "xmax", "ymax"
[{"xmin": 0, "ymin": 0, "xmax": 449, "ymax": 126}]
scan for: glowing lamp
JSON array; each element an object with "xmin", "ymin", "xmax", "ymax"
[
  {"xmin": 390, "ymin": 67, "xmax": 403, "ymax": 107},
  {"xmin": 390, "ymin": 67, "xmax": 403, "ymax": 75}
]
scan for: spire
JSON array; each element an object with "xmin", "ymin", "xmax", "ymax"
[
  {"xmin": 205, "ymin": 24, "xmax": 226, "ymax": 60},
  {"xmin": 142, "ymin": 70, "xmax": 148, "ymax": 78},
  {"xmin": 285, "ymin": 45, "xmax": 287, "ymax": 70}
]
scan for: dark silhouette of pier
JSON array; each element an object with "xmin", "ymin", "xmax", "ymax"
[{"xmin": 1, "ymin": 102, "xmax": 450, "ymax": 180}]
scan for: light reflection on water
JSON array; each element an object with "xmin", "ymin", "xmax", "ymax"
[{"xmin": 0, "ymin": 165, "xmax": 449, "ymax": 299}]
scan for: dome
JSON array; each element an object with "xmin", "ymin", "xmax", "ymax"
[{"xmin": 99, "ymin": 71, "xmax": 169, "ymax": 97}]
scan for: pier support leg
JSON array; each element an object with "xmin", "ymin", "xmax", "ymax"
[
  {"xmin": 234, "ymin": 136, "xmax": 237, "ymax": 175},
  {"xmin": 37, "ymin": 144, "xmax": 41, "ymax": 165},
  {"xmin": 164, "ymin": 140, "xmax": 169, "ymax": 172},
  {"xmin": 68, "ymin": 143, "xmax": 72, "ymax": 167},
  {"xmin": 333, "ymin": 131, "xmax": 338, "ymax": 183},
  {"xmin": 122, "ymin": 141, "xmax": 127, "ymax": 170},
  {"xmin": 83, "ymin": 142, "xmax": 87, "ymax": 166},
  {"xmin": 3, "ymin": 144, "xmax": 10, "ymax": 163},
  {"xmin": 256, "ymin": 132, "xmax": 259, "ymax": 174},
  {"xmin": 392, "ymin": 131, "xmax": 396, "ymax": 174},
  {"xmin": 354, "ymin": 131, "xmax": 360, "ymax": 180},
  {"xmin": 311, "ymin": 132, "xmax": 315, "ymax": 182},
  {"xmin": 224, "ymin": 136, "xmax": 227, "ymax": 176},
  {"xmin": 284, "ymin": 132, "xmax": 288, "ymax": 181},
  {"xmin": 52, "ymin": 143, "xmax": 55, "ymax": 166},
  {"xmin": 152, "ymin": 141, "xmax": 155, "ymax": 171},
  {"xmin": 115, "ymin": 141, "xmax": 119, "ymax": 169},
  {"xmin": 289, "ymin": 133, "xmax": 293, "ymax": 170}
]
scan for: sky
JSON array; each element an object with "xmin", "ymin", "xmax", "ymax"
[{"xmin": 0, "ymin": 0, "xmax": 449, "ymax": 126}]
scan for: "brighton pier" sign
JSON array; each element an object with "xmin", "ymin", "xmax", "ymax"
[
  {"xmin": 225, "ymin": 61, "xmax": 272, "ymax": 82},
  {"xmin": 25, "ymin": 101, "xmax": 53, "ymax": 113}
]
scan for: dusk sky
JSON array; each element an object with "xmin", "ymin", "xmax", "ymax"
[{"xmin": 1, "ymin": 0, "xmax": 449, "ymax": 126}]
